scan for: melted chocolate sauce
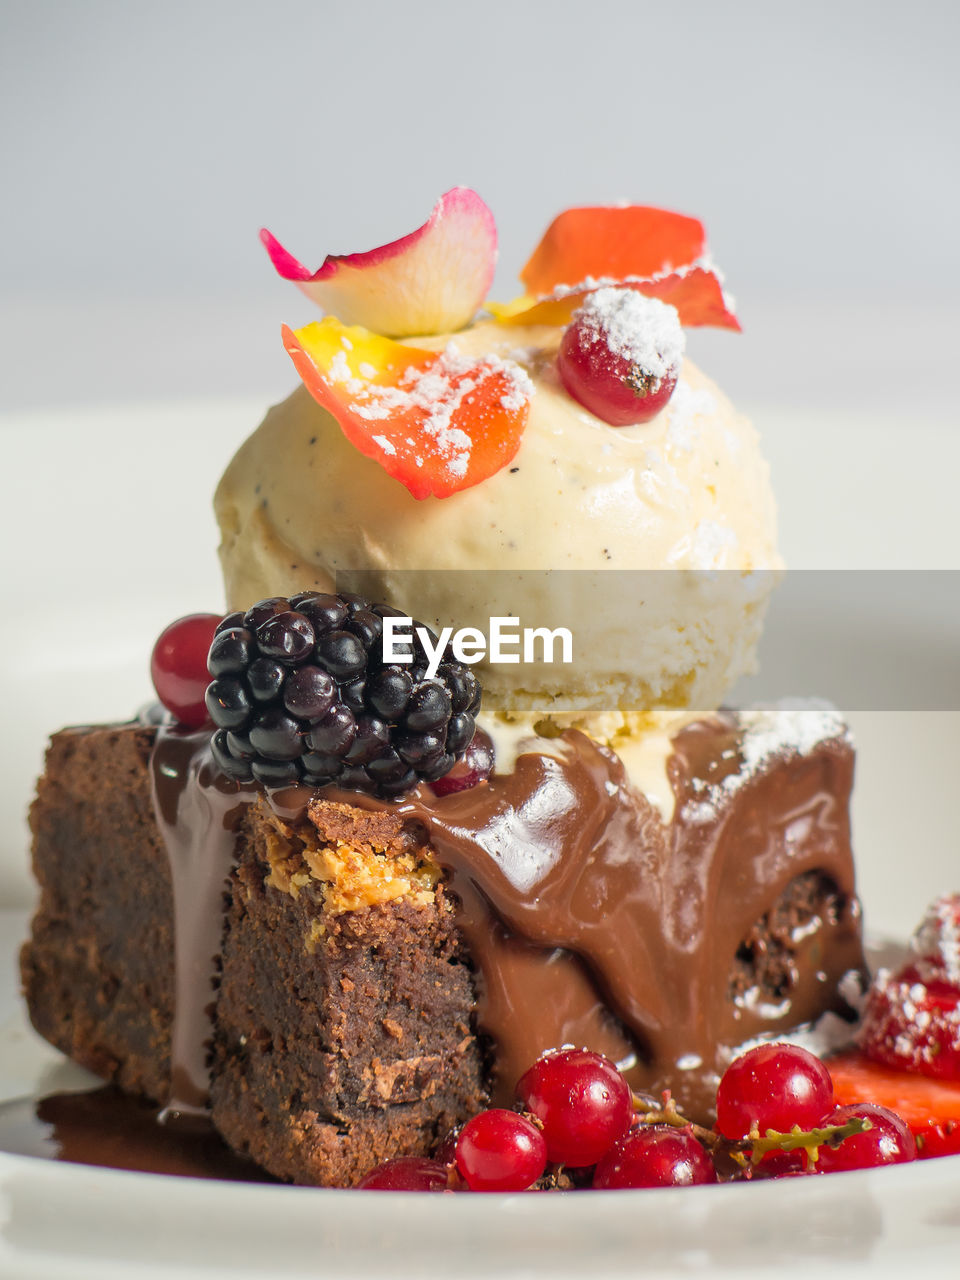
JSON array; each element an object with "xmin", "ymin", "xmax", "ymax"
[
  {"xmin": 0, "ymin": 1087, "xmax": 272, "ymax": 1180},
  {"xmin": 381, "ymin": 724, "xmax": 862, "ymax": 1114},
  {"xmin": 149, "ymin": 727, "xmax": 257, "ymax": 1120},
  {"xmin": 149, "ymin": 715, "xmax": 863, "ymax": 1133}
]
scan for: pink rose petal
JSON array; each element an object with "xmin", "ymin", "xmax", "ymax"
[{"xmin": 261, "ymin": 188, "xmax": 497, "ymax": 338}]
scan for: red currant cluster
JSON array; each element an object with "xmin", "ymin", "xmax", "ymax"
[
  {"xmin": 715, "ymin": 1042, "xmax": 915, "ymax": 1176},
  {"xmin": 357, "ymin": 1042, "xmax": 919, "ymax": 1193}
]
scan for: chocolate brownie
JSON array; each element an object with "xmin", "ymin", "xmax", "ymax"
[
  {"xmin": 23, "ymin": 725, "xmax": 173, "ymax": 1098},
  {"xmin": 23, "ymin": 725, "xmax": 484, "ymax": 1187},
  {"xmin": 22, "ymin": 710, "xmax": 867, "ymax": 1184}
]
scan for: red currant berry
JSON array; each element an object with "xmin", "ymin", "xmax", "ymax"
[
  {"xmin": 756, "ymin": 1150, "xmax": 813, "ymax": 1179},
  {"xmin": 150, "ymin": 613, "xmax": 222, "ymax": 729},
  {"xmin": 516, "ymin": 1049, "xmax": 633, "ymax": 1168},
  {"xmin": 455, "ymin": 1108, "xmax": 546, "ymax": 1192},
  {"xmin": 716, "ymin": 1044, "xmax": 834, "ymax": 1140},
  {"xmin": 816, "ymin": 1103, "xmax": 917, "ymax": 1173},
  {"xmin": 357, "ymin": 1156, "xmax": 450, "ymax": 1190},
  {"xmin": 557, "ymin": 288, "xmax": 684, "ymax": 427},
  {"xmin": 593, "ymin": 1127, "xmax": 717, "ymax": 1189}
]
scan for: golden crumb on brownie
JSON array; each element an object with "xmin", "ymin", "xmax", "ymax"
[{"xmin": 251, "ymin": 796, "xmax": 439, "ymax": 925}]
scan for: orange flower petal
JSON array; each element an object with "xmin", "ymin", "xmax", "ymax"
[
  {"xmin": 510, "ymin": 205, "xmax": 740, "ymax": 331},
  {"xmin": 485, "ymin": 295, "xmax": 580, "ymax": 326},
  {"xmin": 283, "ymin": 317, "xmax": 533, "ymax": 500},
  {"xmin": 520, "ymin": 206, "xmax": 707, "ymax": 297},
  {"xmin": 490, "ymin": 267, "xmax": 739, "ymax": 332},
  {"xmin": 627, "ymin": 267, "xmax": 740, "ymax": 331}
]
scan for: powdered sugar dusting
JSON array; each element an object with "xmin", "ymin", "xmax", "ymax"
[
  {"xmin": 689, "ymin": 520, "xmax": 738, "ymax": 570},
  {"xmin": 913, "ymin": 895, "xmax": 960, "ymax": 986},
  {"xmin": 328, "ymin": 350, "xmax": 353, "ymax": 385},
  {"xmin": 682, "ymin": 701, "xmax": 850, "ymax": 825},
  {"xmin": 739, "ymin": 701, "xmax": 849, "ymax": 775},
  {"xmin": 665, "ymin": 518, "xmax": 739, "ymax": 569},
  {"xmin": 551, "ymin": 256, "xmax": 721, "ymax": 300},
  {"xmin": 574, "ymin": 287, "xmax": 685, "ymax": 387},
  {"xmin": 499, "ymin": 383, "xmax": 529, "ymax": 413},
  {"xmin": 339, "ymin": 343, "xmax": 533, "ymax": 481},
  {"xmin": 861, "ymin": 960, "xmax": 960, "ymax": 1071},
  {"xmin": 665, "ymin": 381, "xmax": 718, "ymax": 452},
  {"xmin": 722, "ymin": 979, "xmax": 866, "ymax": 1066}
]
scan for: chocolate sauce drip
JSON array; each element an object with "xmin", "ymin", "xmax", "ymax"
[
  {"xmin": 0, "ymin": 1088, "xmax": 272, "ymax": 1181},
  {"xmin": 149, "ymin": 726, "xmax": 257, "ymax": 1120},
  {"xmin": 151, "ymin": 716, "xmax": 864, "ymax": 1128}
]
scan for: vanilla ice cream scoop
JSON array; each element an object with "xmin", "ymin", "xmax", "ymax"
[{"xmin": 215, "ymin": 322, "xmax": 780, "ymax": 724}]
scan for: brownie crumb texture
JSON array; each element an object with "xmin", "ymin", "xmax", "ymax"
[
  {"xmin": 730, "ymin": 871, "xmax": 851, "ymax": 1005},
  {"xmin": 22, "ymin": 726, "xmax": 484, "ymax": 1186},
  {"xmin": 210, "ymin": 797, "xmax": 484, "ymax": 1185}
]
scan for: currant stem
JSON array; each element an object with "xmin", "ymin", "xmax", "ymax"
[
  {"xmin": 631, "ymin": 1090, "xmax": 872, "ymax": 1169},
  {"xmin": 747, "ymin": 1116, "xmax": 872, "ymax": 1166},
  {"xmin": 632, "ymin": 1091, "xmax": 724, "ymax": 1151}
]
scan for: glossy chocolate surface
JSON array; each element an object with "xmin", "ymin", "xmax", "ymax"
[
  {"xmin": 152, "ymin": 714, "xmax": 863, "ymax": 1126},
  {"xmin": 389, "ymin": 720, "xmax": 863, "ymax": 1114},
  {"xmin": 149, "ymin": 727, "xmax": 258, "ymax": 1119}
]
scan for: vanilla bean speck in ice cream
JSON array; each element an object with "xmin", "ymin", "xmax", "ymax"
[{"xmin": 215, "ymin": 321, "xmax": 781, "ymax": 736}]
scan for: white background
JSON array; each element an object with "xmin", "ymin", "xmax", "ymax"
[
  {"xmin": 1, "ymin": 0, "xmax": 958, "ymax": 413},
  {"xmin": 1, "ymin": 0, "xmax": 958, "ymax": 920}
]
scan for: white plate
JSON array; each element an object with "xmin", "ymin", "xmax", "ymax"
[
  {"xmin": 2, "ymin": 401, "xmax": 960, "ymax": 1278},
  {"xmin": 2, "ymin": 900, "xmax": 960, "ymax": 1280}
]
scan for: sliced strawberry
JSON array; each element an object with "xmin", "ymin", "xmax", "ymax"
[
  {"xmin": 282, "ymin": 317, "xmax": 533, "ymax": 500},
  {"xmin": 916, "ymin": 1122, "xmax": 960, "ymax": 1160},
  {"xmin": 828, "ymin": 1050, "xmax": 960, "ymax": 1159}
]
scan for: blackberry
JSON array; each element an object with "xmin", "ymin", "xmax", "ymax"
[{"xmin": 205, "ymin": 592, "xmax": 482, "ymax": 797}]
